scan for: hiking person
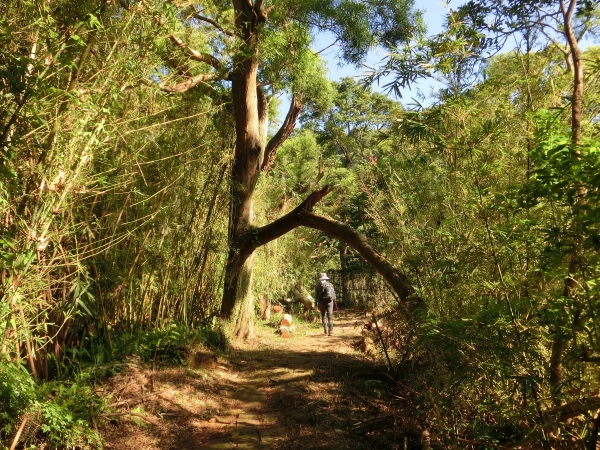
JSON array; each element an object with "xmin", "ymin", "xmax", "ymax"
[{"xmin": 315, "ymin": 272, "xmax": 336, "ymax": 336}]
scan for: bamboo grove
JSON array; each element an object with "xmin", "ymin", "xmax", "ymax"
[{"xmin": 1, "ymin": 0, "xmax": 600, "ymax": 448}]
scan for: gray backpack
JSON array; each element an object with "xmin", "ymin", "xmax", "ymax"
[{"xmin": 319, "ymin": 281, "xmax": 334, "ymax": 303}]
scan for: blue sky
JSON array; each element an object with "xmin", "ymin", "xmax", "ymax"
[
  {"xmin": 312, "ymin": 0, "xmax": 465, "ymax": 104},
  {"xmin": 311, "ymin": 0, "xmax": 598, "ymax": 105}
]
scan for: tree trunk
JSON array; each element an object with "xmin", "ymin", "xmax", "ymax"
[
  {"xmin": 562, "ymin": 0, "xmax": 583, "ymax": 149},
  {"xmin": 291, "ymin": 285, "xmax": 314, "ymax": 318},
  {"xmin": 231, "ymin": 255, "xmax": 255, "ymax": 339},
  {"xmin": 220, "ymin": 1, "xmax": 263, "ymax": 322},
  {"xmin": 259, "ymin": 293, "xmax": 270, "ymax": 320},
  {"xmin": 219, "ymin": 5, "xmax": 302, "ymax": 332},
  {"xmin": 339, "ymin": 242, "xmax": 350, "ymax": 304}
]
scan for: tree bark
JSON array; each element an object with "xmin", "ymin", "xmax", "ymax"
[
  {"xmin": 231, "ymin": 255, "xmax": 255, "ymax": 339},
  {"xmin": 219, "ymin": 1, "xmax": 308, "ymax": 327},
  {"xmin": 262, "ymin": 96, "xmax": 302, "ymax": 173},
  {"xmin": 291, "ymin": 285, "xmax": 314, "ymax": 318},
  {"xmin": 561, "ymin": 0, "xmax": 582, "ymax": 148},
  {"xmin": 259, "ymin": 293, "xmax": 270, "ymax": 320},
  {"xmin": 339, "ymin": 242, "xmax": 350, "ymax": 304},
  {"xmin": 220, "ymin": 1, "xmax": 264, "ymax": 321},
  {"xmin": 164, "ymin": 2, "xmax": 306, "ymax": 333}
]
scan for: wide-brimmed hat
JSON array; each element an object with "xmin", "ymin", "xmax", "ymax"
[{"xmin": 319, "ymin": 272, "xmax": 329, "ymax": 280}]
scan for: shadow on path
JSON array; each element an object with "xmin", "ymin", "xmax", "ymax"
[{"xmin": 100, "ymin": 310, "xmax": 423, "ymax": 450}]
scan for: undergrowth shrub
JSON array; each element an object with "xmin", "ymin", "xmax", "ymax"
[
  {"xmin": 105, "ymin": 321, "xmax": 229, "ymax": 365},
  {"xmin": 0, "ymin": 361, "xmax": 36, "ymax": 438},
  {"xmin": 0, "ymin": 361, "xmax": 102, "ymax": 449},
  {"xmin": 0, "ymin": 318, "xmax": 229, "ymax": 449}
]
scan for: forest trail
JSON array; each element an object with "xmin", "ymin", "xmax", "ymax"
[{"xmin": 100, "ymin": 309, "xmax": 414, "ymax": 450}]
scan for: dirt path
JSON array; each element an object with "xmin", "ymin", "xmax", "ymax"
[{"xmin": 100, "ymin": 309, "xmax": 416, "ymax": 449}]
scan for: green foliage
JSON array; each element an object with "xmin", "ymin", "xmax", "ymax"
[
  {"xmin": 1, "ymin": 0, "xmax": 599, "ymax": 447},
  {"xmin": 254, "ymin": 78, "xmax": 405, "ymax": 305},
  {"xmin": 273, "ymin": 0, "xmax": 421, "ymax": 65},
  {"xmin": 35, "ymin": 381, "xmax": 102, "ymax": 449},
  {"xmin": 108, "ymin": 321, "xmax": 228, "ymax": 365},
  {"xmin": 0, "ymin": 361, "xmax": 102, "ymax": 449},
  {"xmin": 523, "ymin": 111, "xmax": 600, "ymax": 250},
  {"xmin": 366, "ymin": 43, "xmax": 600, "ymax": 446},
  {"xmin": 0, "ymin": 362, "xmax": 36, "ymax": 435},
  {"xmin": 365, "ymin": 9, "xmax": 487, "ymax": 97}
]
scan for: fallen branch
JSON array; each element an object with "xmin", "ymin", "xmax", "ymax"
[
  {"xmin": 348, "ymin": 389, "xmax": 379, "ymax": 408},
  {"xmin": 449, "ymin": 436, "xmax": 506, "ymax": 449},
  {"xmin": 352, "ymin": 414, "xmax": 393, "ymax": 428},
  {"xmin": 109, "ymin": 391, "xmax": 164, "ymax": 407},
  {"xmin": 101, "ymin": 412, "xmax": 160, "ymax": 427},
  {"xmin": 501, "ymin": 396, "xmax": 600, "ymax": 448},
  {"xmin": 291, "ymin": 285, "xmax": 314, "ymax": 317},
  {"xmin": 352, "ymin": 414, "xmax": 395, "ymax": 435},
  {"xmin": 97, "ymin": 362, "xmax": 142, "ymax": 370}
]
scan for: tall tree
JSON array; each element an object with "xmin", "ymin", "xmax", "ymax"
[{"xmin": 160, "ymin": 0, "xmax": 423, "ymax": 337}]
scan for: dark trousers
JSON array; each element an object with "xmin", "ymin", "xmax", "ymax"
[{"xmin": 318, "ymin": 301, "xmax": 333, "ymax": 332}]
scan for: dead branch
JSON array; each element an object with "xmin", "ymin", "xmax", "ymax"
[
  {"xmin": 352, "ymin": 414, "xmax": 393, "ymax": 427},
  {"xmin": 546, "ymin": 396, "xmax": 600, "ymax": 421},
  {"xmin": 194, "ymin": 12, "xmax": 234, "ymax": 36},
  {"xmin": 373, "ymin": 312, "xmax": 394, "ymax": 374},
  {"xmin": 109, "ymin": 391, "xmax": 164, "ymax": 407},
  {"xmin": 169, "ymin": 35, "xmax": 223, "ymax": 71},
  {"xmin": 101, "ymin": 412, "xmax": 160, "ymax": 427},
  {"xmin": 9, "ymin": 416, "xmax": 28, "ymax": 450},
  {"xmin": 160, "ymin": 73, "xmax": 215, "ymax": 93}
]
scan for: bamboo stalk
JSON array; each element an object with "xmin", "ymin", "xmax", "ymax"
[
  {"xmin": 19, "ymin": 308, "xmax": 38, "ymax": 383},
  {"xmin": 372, "ymin": 312, "xmax": 394, "ymax": 374},
  {"xmin": 9, "ymin": 415, "xmax": 29, "ymax": 450}
]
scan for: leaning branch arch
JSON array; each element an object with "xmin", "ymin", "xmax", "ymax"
[{"xmin": 230, "ymin": 186, "xmax": 425, "ymax": 320}]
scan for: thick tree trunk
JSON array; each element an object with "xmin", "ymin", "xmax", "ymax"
[
  {"xmin": 220, "ymin": 1, "xmax": 263, "ymax": 321},
  {"xmin": 231, "ymin": 255, "xmax": 255, "ymax": 339},
  {"xmin": 220, "ymin": 92, "xmax": 302, "ymax": 326},
  {"xmin": 220, "ymin": 1, "xmax": 302, "ymax": 332}
]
